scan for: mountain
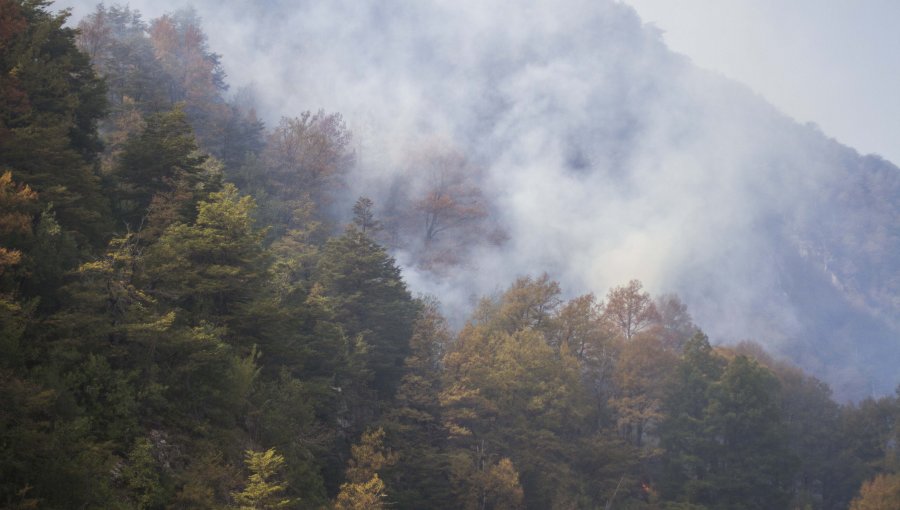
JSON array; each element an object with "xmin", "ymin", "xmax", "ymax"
[{"xmin": 59, "ymin": 0, "xmax": 900, "ymax": 400}]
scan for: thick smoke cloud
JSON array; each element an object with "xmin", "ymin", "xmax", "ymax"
[{"xmin": 57, "ymin": 0, "xmax": 900, "ymax": 399}]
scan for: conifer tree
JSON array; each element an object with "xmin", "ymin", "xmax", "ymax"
[
  {"xmin": 352, "ymin": 196, "xmax": 382, "ymax": 234},
  {"xmin": 315, "ymin": 225, "xmax": 417, "ymax": 399}
]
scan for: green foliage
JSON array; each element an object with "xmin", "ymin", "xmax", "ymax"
[
  {"xmin": 249, "ymin": 371, "xmax": 332, "ymax": 507},
  {"xmin": 376, "ymin": 301, "xmax": 456, "ymax": 508},
  {"xmin": 315, "ymin": 225, "xmax": 417, "ymax": 399},
  {"xmin": 451, "ymin": 456, "xmax": 525, "ymax": 510},
  {"xmin": 0, "ymin": 295, "xmax": 32, "ymax": 369},
  {"xmin": 64, "ymin": 354, "xmax": 139, "ymax": 444},
  {"xmin": 658, "ymin": 332, "xmax": 725, "ymax": 501},
  {"xmin": 147, "ymin": 9, "xmax": 229, "ymax": 151},
  {"xmin": 659, "ymin": 345, "xmax": 796, "ymax": 509},
  {"xmin": 123, "ymin": 437, "xmax": 167, "ymax": 509},
  {"xmin": 705, "ymin": 356, "xmax": 795, "ymax": 508},
  {"xmin": 170, "ymin": 449, "xmax": 239, "ymax": 509},
  {"xmin": 442, "ymin": 277, "xmax": 632, "ymax": 509},
  {"xmin": 76, "ymin": 4, "xmax": 171, "ymax": 115},
  {"xmin": 0, "ymin": 369, "xmax": 116, "ymax": 509},
  {"xmin": 145, "ymin": 183, "xmax": 267, "ymax": 322}
]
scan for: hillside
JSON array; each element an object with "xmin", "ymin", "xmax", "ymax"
[{"xmin": 1, "ymin": 1, "xmax": 899, "ymax": 508}]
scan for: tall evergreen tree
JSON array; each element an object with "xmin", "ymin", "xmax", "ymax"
[{"xmin": 315, "ymin": 225, "xmax": 417, "ymax": 400}]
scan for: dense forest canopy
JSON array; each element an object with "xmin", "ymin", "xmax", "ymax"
[{"xmin": 1, "ymin": 1, "xmax": 899, "ymax": 508}]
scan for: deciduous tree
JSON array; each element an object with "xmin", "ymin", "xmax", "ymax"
[
  {"xmin": 233, "ymin": 448, "xmax": 294, "ymax": 510},
  {"xmin": 334, "ymin": 428, "xmax": 397, "ymax": 510},
  {"xmin": 850, "ymin": 473, "xmax": 900, "ymax": 510},
  {"xmin": 603, "ymin": 280, "xmax": 660, "ymax": 341}
]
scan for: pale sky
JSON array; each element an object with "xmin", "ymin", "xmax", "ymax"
[{"xmin": 624, "ymin": 0, "xmax": 900, "ymax": 164}]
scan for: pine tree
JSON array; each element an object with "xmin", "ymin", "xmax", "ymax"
[{"xmin": 123, "ymin": 437, "xmax": 167, "ymax": 509}]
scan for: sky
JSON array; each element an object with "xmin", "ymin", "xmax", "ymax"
[{"xmin": 625, "ymin": 0, "xmax": 900, "ymax": 164}]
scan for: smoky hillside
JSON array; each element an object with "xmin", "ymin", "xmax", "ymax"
[
  {"xmin": 4, "ymin": 1, "xmax": 900, "ymax": 508},
  {"xmin": 56, "ymin": 0, "xmax": 900, "ymax": 400}
]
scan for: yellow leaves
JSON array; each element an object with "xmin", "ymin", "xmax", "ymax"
[
  {"xmin": 334, "ymin": 474, "xmax": 387, "ymax": 510},
  {"xmin": 445, "ymin": 422, "xmax": 473, "ymax": 438},
  {"xmin": 127, "ymin": 311, "xmax": 176, "ymax": 335},
  {"xmin": 334, "ymin": 428, "xmax": 396, "ymax": 510},
  {"xmin": 0, "ymin": 171, "xmax": 37, "ymax": 231},
  {"xmin": 0, "ymin": 170, "xmax": 37, "ymax": 274},
  {"xmin": 609, "ymin": 335, "xmax": 676, "ymax": 446},
  {"xmin": 603, "ymin": 279, "xmax": 660, "ymax": 341},
  {"xmin": 0, "ymin": 247, "xmax": 21, "ymax": 272},
  {"xmin": 345, "ymin": 428, "xmax": 398, "ymax": 484},
  {"xmin": 480, "ymin": 458, "xmax": 525, "ymax": 510},
  {"xmin": 232, "ymin": 448, "xmax": 294, "ymax": 510},
  {"xmin": 451, "ymin": 455, "xmax": 525, "ymax": 510},
  {"xmin": 850, "ymin": 473, "xmax": 900, "ymax": 510}
]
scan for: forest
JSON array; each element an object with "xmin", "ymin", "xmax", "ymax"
[{"xmin": 1, "ymin": 1, "xmax": 899, "ymax": 508}]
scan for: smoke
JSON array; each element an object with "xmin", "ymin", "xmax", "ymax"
[{"xmin": 55, "ymin": 0, "xmax": 900, "ymax": 399}]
